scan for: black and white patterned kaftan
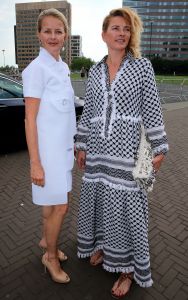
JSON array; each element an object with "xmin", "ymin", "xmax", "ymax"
[{"xmin": 75, "ymin": 52, "xmax": 169, "ymax": 288}]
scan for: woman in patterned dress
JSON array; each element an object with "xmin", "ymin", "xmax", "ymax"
[{"xmin": 76, "ymin": 7, "xmax": 168, "ymax": 298}]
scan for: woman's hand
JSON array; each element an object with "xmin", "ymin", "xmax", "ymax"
[
  {"xmin": 152, "ymin": 154, "xmax": 165, "ymax": 173},
  {"xmin": 77, "ymin": 150, "xmax": 86, "ymax": 170},
  {"xmin": 30, "ymin": 161, "xmax": 45, "ymax": 187}
]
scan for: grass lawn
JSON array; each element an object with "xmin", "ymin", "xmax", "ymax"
[
  {"xmin": 71, "ymin": 72, "xmax": 188, "ymax": 85},
  {"xmin": 156, "ymin": 75, "xmax": 188, "ymax": 85},
  {"xmin": 71, "ymin": 72, "xmax": 85, "ymax": 80}
]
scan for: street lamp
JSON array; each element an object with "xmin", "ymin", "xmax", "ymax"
[
  {"xmin": 149, "ymin": 21, "xmax": 153, "ymax": 59},
  {"xmin": 2, "ymin": 49, "xmax": 5, "ymax": 67}
]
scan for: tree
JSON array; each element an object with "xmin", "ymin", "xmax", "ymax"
[
  {"xmin": 0, "ymin": 65, "xmax": 19, "ymax": 73},
  {"xmin": 70, "ymin": 57, "xmax": 95, "ymax": 71},
  {"xmin": 150, "ymin": 58, "xmax": 188, "ymax": 75}
]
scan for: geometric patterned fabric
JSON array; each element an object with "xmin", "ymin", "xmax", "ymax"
[{"xmin": 76, "ymin": 52, "xmax": 169, "ymax": 287}]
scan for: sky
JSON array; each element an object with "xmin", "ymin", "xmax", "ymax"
[{"xmin": 0, "ymin": 0, "xmax": 122, "ymax": 67}]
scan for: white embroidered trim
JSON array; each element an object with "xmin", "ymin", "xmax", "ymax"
[
  {"xmin": 86, "ymin": 156, "xmax": 135, "ymax": 171},
  {"xmin": 78, "ymin": 124, "xmax": 89, "ymax": 131},
  {"xmin": 145, "ymin": 125, "xmax": 164, "ymax": 133},
  {"xmin": 82, "ymin": 176, "xmax": 140, "ymax": 191},
  {"xmin": 90, "ymin": 116, "xmax": 103, "ymax": 123},
  {"xmin": 86, "ymin": 160, "xmax": 134, "ymax": 171},
  {"xmin": 100, "ymin": 59, "xmax": 130, "ymax": 139},
  {"xmin": 106, "ymin": 257, "xmax": 150, "ymax": 271},
  {"xmin": 107, "ymin": 89, "xmax": 116, "ymax": 138},
  {"xmin": 101, "ymin": 68, "xmax": 108, "ymax": 138},
  {"xmin": 77, "ymin": 247, "xmax": 94, "ymax": 255},
  {"xmin": 116, "ymin": 114, "xmax": 142, "ymax": 123},
  {"xmin": 77, "ymin": 131, "xmax": 88, "ymax": 136},
  {"xmin": 148, "ymin": 133, "xmax": 167, "ymax": 141},
  {"xmin": 77, "ymin": 253, "xmax": 153, "ymax": 287},
  {"xmin": 153, "ymin": 143, "xmax": 169, "ymax": 154},
  {"xmin": 77, "ymin": 238, "xmax": 93, "ymax": 245},
  {"xmin": 103, "ymin": 265, "xmax": 153, "ymax": 288},
  {"xmin": 76, "ymin": 142, "xmax": 86, "ymax": 150},
  {"xmin": 77, "ymin": 245, "xmax": 103, "ymax": 259},
  {"xmin": 90, "ymin": 114, "xmax": 142, "ymax": 125},
  {"xmin": 87, "ymin": 153, "xmax": 135, "ymax": 163}
]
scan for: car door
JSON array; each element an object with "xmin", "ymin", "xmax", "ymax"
[{"xmin": 0, "ymin": 75, "xmax": 26, "ymax": 150}]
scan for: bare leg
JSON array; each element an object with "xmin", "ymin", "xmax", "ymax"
[
  {"xmin": 42, "ymin": 200, "xmax": 70, "ymax": 282},
  {"xmin": 40, "ymin": 193, "xmax": 70, "ymax": 248},
  {"xmin": 39, "ymin": 206, "xmax": 53, "ymax": 249},
  {"xmin": 45, "ymin": 203, "xmax": 68, "ymax": 258},
  {"xmin": 40, "ymin": 194, "xmax": 70, "ymax": 261}
]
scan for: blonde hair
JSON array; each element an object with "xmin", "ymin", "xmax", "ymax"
[
  {"xmin": 37, "ymin": 8, "xmax": 69, "ymax": 38},
  {"xmin": 102, "ymin": 7, "xmax": 143, "ymax": 58}
]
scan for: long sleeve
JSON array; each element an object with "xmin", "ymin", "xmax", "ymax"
[
  {"xmin": 141, "ymin": 59, "xmax": 169, "ymax": 156},
  {"xmin": 75, "ymin": 69, "xmax": 94, "ymax": 151}
]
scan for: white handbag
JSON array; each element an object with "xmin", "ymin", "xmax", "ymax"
[{"xmin": 132, "ymin": 125, "xmax": 155, "ymax": 192}]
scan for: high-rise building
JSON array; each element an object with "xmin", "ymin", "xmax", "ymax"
[
  {"xmin": 15, "ymin": 1, "xmax": 71, "ymax": 71},
  {"xmin": 122, "ymin": 0, "xmax": 188, "ymax": 60},
  {"xmin": 71, "ymin": 35, "xmax": 82, "ymax": 60}
]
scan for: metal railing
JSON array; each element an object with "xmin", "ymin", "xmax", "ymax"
[
  {"xmin": 71, "ymin": 80, "xmax": 87, "ymax": 98},
  {"xmin": 73, "ymin": 79, "xmax": 188, "ymax": 104},
  {"xmin": 156, "ymin": 79, "xmax": 188, "ymax": 104}
]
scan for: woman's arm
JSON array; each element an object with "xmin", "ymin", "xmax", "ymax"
[
  {"xmin": 141, "ymin": 59, "xmax": 169, "ymax": 172},
  {"xmin": 141, "ymin": 59, "xmax": 169, "ymax": 156},
  {"xmin": 77, "ymin": 150, "xmax": 86, "ymax": 170},
  {"xmin": 25, "ymin": 97, "xmax": 45, "ymax": 186},
  {"xmin": 152, "ymin": 153, "xmax": 165, "ymax": 172}
]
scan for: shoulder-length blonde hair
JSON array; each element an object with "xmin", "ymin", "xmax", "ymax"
[
  {"xmin": 102, "ymin": 7, "xmax": 143, "ymax": 58},
  {"xmin": 37, "ymin": 8, "xmax": 69, "ymax": 39}
]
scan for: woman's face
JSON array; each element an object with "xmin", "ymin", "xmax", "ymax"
[
  {"xmin": 38, "ymin": 15, "xmax": 66, "ymax": 59},
  {"xmin": 102, "ymin": 16, "xmax": 131, "ymax": 52}
]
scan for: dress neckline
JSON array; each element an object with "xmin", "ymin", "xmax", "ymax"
[{"xmin": 103, "ymin": 55, "xmax": 127, "ymax": 90}]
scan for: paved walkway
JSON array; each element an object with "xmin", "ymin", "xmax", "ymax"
[{"xmin": 0, "ymin": 102, "xmax": 188, "ymax": 300}]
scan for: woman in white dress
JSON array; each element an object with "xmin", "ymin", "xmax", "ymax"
[{"xmin": 22, "ymin": 8, "xmax": 76, "ymax": 283}]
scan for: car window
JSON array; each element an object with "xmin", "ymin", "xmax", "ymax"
[
  {"xmin": 0, "ymin": 77, "xmax": 23, "ymax": 99},
  {"xmin": 0, "ymin": 88, "xmax": 16, "ymax": 99}
]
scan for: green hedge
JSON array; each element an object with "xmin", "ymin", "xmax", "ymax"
[{"xmin": 150, "ymin": 58, "xmax": 188, "ymax": 75}]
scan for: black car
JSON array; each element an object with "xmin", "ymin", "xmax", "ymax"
[{"xmin": 0, "ymin": 73, "xmax": 84, "ymax": 152}]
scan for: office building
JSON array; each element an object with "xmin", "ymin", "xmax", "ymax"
[
  {"xmin": 15, "ymin": 1, "xmax": 71, "ymax": 71},
  {"xmin": 71, "ymin": 35, "xmax": 82, "ymax": 60},
  {"xmin": 123, "ymin": 0, "xmax": 188, "ymax": 60}
]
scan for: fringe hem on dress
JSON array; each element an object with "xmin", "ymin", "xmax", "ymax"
[
  {"xmin": 103, "ymin": 265, "xmax": 153, "ymax": 288},
  {"xmin": 77, "ymin": 250, "xmax": 153, "ymax": 288},
  {"xmin": 77, "ymin": 246, "xmax": 103, "ymax": 259}
]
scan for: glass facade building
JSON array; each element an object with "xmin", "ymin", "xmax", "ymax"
[
  {"xmin": 71, "ymin": 35, "xmax": 83, "ymax": 60},
  {"xmin": 15, "ymin": 1, "xmax": 71, "ymax": 71},
  {"xmin": 122, "ymin": 1, "xmax": 188, "ymax": 60}
]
